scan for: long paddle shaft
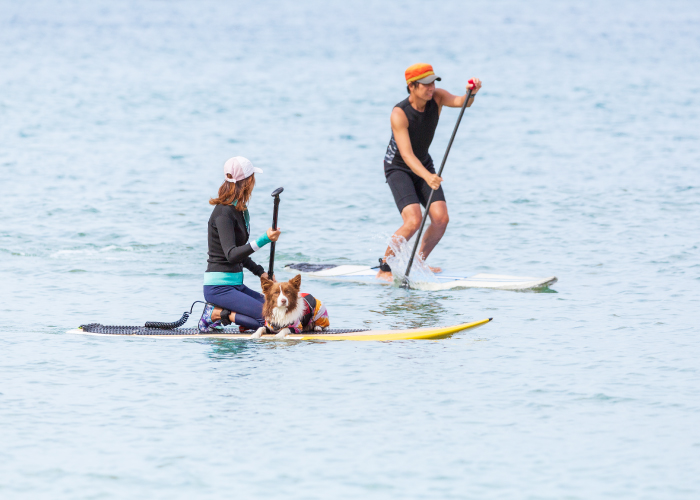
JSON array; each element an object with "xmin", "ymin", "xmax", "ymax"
[
  {"xmin": 267, "ymin": 187, "xmax": 284, "ymax": 277},
  {"xmin": 401, "ymin": 88, "xmax": 473, "ymax": 287}
]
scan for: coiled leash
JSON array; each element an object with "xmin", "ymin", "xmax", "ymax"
[{"xmin": 144, "ymin": 300, "xmax": 208, "ymax": 330}]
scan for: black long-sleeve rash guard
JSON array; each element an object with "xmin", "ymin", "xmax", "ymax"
[{"xmin": 206, "ymin": 204, "xmax": 265, "ymax": 277}]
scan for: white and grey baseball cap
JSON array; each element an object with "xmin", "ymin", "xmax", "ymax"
[{"xmin": 223, "ymin": 156, "xmax": 263, "ymax": 183}]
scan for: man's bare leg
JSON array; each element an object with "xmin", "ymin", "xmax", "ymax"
[
  {"xmin": 376, "ymin": 204, "xmax": 422, "ymax": 281},
  {"xmin": 417, "ymin": 201, "xmax": 449, "ymax": 271}
]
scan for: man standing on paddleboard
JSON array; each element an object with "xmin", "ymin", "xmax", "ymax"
[{"xmin": 377, "ymin": 63, "xmax": 481, "ymax": 280}]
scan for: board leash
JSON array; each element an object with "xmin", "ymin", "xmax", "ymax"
[{"xmin": 144, "ymin": 300, "xmax": 208, "ymax": 330}]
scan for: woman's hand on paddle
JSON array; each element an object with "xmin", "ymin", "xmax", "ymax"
[
  {"xmin": 467, "ymin": 77, "xmax": 482, "ymax": 94},
  {"xmin": 267, "ymin": 227, "xmax": 281, "ymax": 242},
  {"xmin": 425, "ymin": 173, "xmax": 443, "ymax": 190},
  {"xmin": 261, "ymin": 272, "xmax": 276, "ymax": 282}
]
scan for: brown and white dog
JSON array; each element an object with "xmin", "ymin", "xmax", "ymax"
[{"xmin": 251, "ymin": 275, "xmax": 330, "ymax": 339}]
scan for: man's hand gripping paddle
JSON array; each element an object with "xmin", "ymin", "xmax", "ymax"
[
  {"xmin": 401, "ymin": 85, "xmax": 474, "ymax": 289},
  {"xmin": 268, "ymin": 187, "xmax": 284, "ymax": 278}
]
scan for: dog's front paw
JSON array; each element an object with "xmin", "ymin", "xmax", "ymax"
[
  {"xmin": 274, "ymin": 328, "xmax": 290, "ymax": 339},
  {"xmin": 250, "ymin": 327, "xmax": 266, "ymax": 339},
  {"xmin": 314, "ymin": 325, "xmax": 323, "ymax": 331}
]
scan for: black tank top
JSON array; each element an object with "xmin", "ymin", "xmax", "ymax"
[{"xmin": 384, "ymin": 97, "xmax": 439, "ymax": 172}]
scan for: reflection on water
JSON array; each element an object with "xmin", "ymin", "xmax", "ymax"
[
  {"xmin": 203, "ymin": 337, "xmax": 305, "ymax": 360},
  {"xmin": 520, "ymin": 286, "xmax": 558, "ymax": 294},
  {"xmin": 199, "ymin": 338, "xmax": 252, "ymax": 360},
  {"xmin": 371, "ymin": 288, "xmax": 451, "ymax": 329}
]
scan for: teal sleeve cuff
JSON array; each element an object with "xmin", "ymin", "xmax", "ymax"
[{"xmin": 255, "ymin": 233, "xmax": 271, "ymax": 249}]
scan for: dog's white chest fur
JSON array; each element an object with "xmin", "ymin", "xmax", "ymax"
[{"xmin": 270, "ymin": 301, "xmax": 304, "ymax": 328}]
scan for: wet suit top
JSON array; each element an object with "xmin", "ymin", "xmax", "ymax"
[
  {"xmin": 205, "ymin": 203, "xmax": 271, "ymax": 286},
  {"xmin": 384, "ymin": 97, "xmax": 440, "ymax": 174}
]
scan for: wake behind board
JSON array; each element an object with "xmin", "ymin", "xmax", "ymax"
[
  {"xmin": 285, "ymin": 263, "xmax": 557, "ymax": 291},
  {"xmin": 68, "ymin": 319, "xmax": 491, "ymax": 341}
]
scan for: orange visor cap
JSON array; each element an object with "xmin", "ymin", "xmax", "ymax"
[{"xmin": 405, "ymin": 63, "xmax": 442, "ymax": 85}]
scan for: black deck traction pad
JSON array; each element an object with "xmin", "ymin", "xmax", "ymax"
[
  {"xmin": 285, "ymin": 263, "xmax": 339, "ymax": 272},
  {"xmin": 79, "ymin": 323, "xmax": 370, "ymax": 336}
]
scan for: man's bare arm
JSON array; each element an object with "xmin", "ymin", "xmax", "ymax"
[{"xmin": 434, "ymin": 78, "xmax": 482, "ymax": 112}]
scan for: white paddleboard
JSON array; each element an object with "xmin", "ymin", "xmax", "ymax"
[{"xmin": 284, "ymin": 263, "xmax": 557, "ymax": 291}]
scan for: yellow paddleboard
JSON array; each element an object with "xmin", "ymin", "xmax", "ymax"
[{"xmin": 67, "ymin": 318, "xmax": 491, "ymax": 341}]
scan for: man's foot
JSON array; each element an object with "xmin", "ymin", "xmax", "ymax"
[
  {"xmin": 198, "ymin": 303, "xmax": 222, "ymax": 333},
  {"xmin": 376, "ymin": 270, "xmax": 393, "ymax": 281},
  {"xmin": 376, "ymin": 257, "xmax": 393, "ymax": 281},
  {"xmin": 428, "ymin": 265, "xmax": 442, "ymax": 273}
]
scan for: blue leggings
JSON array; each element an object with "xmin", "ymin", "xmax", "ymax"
[{"xmin": 203, "ymin": 284, "xmax": 265, "ymax": 330}]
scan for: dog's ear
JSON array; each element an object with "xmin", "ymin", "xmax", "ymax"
[
  {"xmin": 260, "ymin": 276, "xmax": 274, "ymax": 294},
  {"xmin": 290, "ymin": 274, "xmax": 302, "ymax": 290}
]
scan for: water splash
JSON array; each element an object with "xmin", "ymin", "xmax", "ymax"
[{"xmin": 385, "ymin": 235, "xmax": 440, "ymax": 288}]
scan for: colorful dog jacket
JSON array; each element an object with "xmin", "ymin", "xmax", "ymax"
[{"xmin": 265, "ymin": 293, "xmax": 330, "ymax": 334}]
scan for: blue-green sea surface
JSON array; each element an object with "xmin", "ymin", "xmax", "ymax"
[{"xmin": 1, "ymin": 0, "xmax": 699, "ymax": 498}]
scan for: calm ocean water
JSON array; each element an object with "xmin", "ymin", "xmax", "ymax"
[{"xmin": 1, "ymin": 0, "xmax": 699, "ymax": 498}]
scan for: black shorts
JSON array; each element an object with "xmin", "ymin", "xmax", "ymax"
[{"xmin": 385, "ymin": 162, "xmax": 446, "ymax": 214}]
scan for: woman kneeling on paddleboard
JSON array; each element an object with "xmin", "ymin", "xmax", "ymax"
[{"xmin": 198, "ymin": 156, "xmax": 281, "ymax": 332}]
